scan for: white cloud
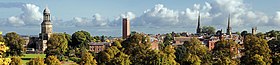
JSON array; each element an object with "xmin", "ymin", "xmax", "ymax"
[{"xmin": 6, "ymin": 4, "xmax": 42, "ymax": 26}]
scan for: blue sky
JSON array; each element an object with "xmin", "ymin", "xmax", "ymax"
[{"xmin": 0, "ymin": 0, "xmax": 280, "ymax": 37}]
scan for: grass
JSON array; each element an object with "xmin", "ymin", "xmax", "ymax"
[
  {"xmin": 22, "ymin": 54, "xmax": 46, "ymax": 58},
  {"xmin": 21, "ymin": 54, "xmax": 46, "ymax": 65}
]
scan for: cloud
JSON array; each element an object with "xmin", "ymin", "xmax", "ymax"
[
  {"xmin": 62, "ymin": 13, "xmax": 109, "ymax": 27},
  {"xmin": 0, "ymin": 3, "xmax": 42, "ymax": 26}
]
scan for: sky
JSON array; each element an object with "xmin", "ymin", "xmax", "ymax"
[{"xmin": 0, "ymin": 0, "xmax": 280, "ymax": 37}]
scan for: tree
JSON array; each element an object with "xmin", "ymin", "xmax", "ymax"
[
  {"xmin": 212, "ymin": 39, "xmax": 239, "ymax": 65},
  {"xmin": 10, "ymin": 56, "xmax": 22, "ymax": 65},
  {"xmin": 162, "ymin": 45, "xmax": 178, "ymax": 65},
  {"xmin": 110, "ymin": 52, "xmax": 131, "ymax": 65},
  {"xmin": 46, "ymin": 55, "xmax": 61, "ymax": 65},
  {"xmin": 241, "ymin": 31, "xmax": 248, "ymax": 37},
  {"xmin": 163, "ymin": 34, "xmax": 173, "ymax": 48},
  {"xmin": 202, "ymin": 26, "xmax": 216, "ymax": 34},
  {"xmin": 181, "ymin": 53, "xmax": 201, "ymax": 65},
  {"xmin": 175, "ymin": 38, "xmax": 210, "ymax": 65},
  {"xmin": 0, "ymin": 42, "xmax": 11, "ymax": 65},
  {"xmin": 26, "ymin": 57, "xmax": 44, "ymax": 65},
  {"xmin": 4, "ymin": 32, "xmax": 25, "ymax": 56},
  {"xmin": 241, "ymin": 35, "xmax": 272, "ymax": 64},
  {"xmin": 80, "ymin": 51, "xmax": 97, "ymax": 65},
  {"xmin": 45, "ymin": 33, "xmax": 68, "ymax": 57},
  {"xmin": 71, "ymin": 30, "xmax": 93, "ymax": 49}
]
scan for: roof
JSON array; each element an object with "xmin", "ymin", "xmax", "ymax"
[
  {"xmin": 89, "ymin": 42, "xmax": 110, "ymax": 46},
  {"xmin": 43, "ymin": 6, "xmax": 50, "ymax": 13},
  {"xmin": 174, "ymin": 37, "xmax": 192, "ymax": 42}
]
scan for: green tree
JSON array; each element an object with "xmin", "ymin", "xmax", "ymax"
[
  {"xmin": 110, "ymin": 52, "xmax": 131, "ymax": 65},
  {"xmin": 272, "ymin": 53, "xmax": 280, "ymax": 65},
  {"xmin": 80, "ymin": 51, "xmax": 97, "ymax": 65},
  {"xmin": 4, "ymin": 32, "xmax": 25, "ymax": 56},
  {"xmin": 71, "ymin": 30, "xmax": 93, "ymax": 49},
  {"xmin": 241, "ymin": 35, "xmax": 272, "ymax": 64},
  {"xmin": 181, "ymin": 53, "xmax": 201, "ymax": 65},
  {"xmin": 175, "ymin": 38, "xmax": 211, "ymax": 65},
  {"xmin": 26, "ymin": 57, "xmax": 44, "ymax": 65},
  {"xmin": 45, "ymin": 33, "xmax": 68, "ymax": 57},
  {"xmin": 10, "ymin": 56, "xmax": 22, "ymax": 65},
  {"xmin": 162, "ymin": 34, "xmax": 173, "ymax": 48},
  {"xmin": 212, "ymin": 39, "xmax": 239, "ymax": 65},
  {"xmin": 46, "ymin": 55, "xmax": 61, "ymax": 65},
  {"xmin": 202, "ymin": 26, "xmax": 216, "ymax": 34}
]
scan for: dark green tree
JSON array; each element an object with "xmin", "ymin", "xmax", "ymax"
[
  {"xmin": 202, "ymin": 26, "xmax": 216, "ymax": 34},
  {"xmin": 4, "ymin": 32, "xmax": 25, "ymax": 56},
  {"xmin": 71, "ymin": 30, "xmax": 93, "ymax": 49}
]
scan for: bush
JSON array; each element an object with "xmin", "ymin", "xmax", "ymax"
[{"xmin": 69, "ymin": 57, "xmax": 81, "ymax": 63}]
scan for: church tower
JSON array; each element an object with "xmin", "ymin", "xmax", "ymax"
[
  {"xmin": 196, "ymin": 13, "xmax": 202, "ymax": 34},
  {"xmin": 40, "ymin": 6, "xmax": 52, "ymax": 40},
  {"xmin": 38, "ymin": 6, "xmax": 52, "ymax": 51},
  {"xmin": 226, "ymin": 14, "xmax": 232, "ymax": 35}
]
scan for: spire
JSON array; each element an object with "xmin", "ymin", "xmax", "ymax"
[
  {"xmin": 226, "ymin": 14, "xmax": 232, "ymax": 35},
  {"xmin": 196, "ymin": 12, "xmax": 201, "ymax": 34}
]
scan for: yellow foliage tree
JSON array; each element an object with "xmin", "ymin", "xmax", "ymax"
[{"xmin": 0, "ymin": 42, "xmax": 11, "ymax": 65}]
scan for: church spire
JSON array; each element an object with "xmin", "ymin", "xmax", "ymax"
[
  {"xmin": 196, "ymin": 12, "xmax": 201, "ymax": 34},
  {"xmin": 226, "ymin": 14, "xmax": 232, "ymax": 35}
]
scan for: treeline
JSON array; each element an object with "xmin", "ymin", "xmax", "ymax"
[{"xmin": 1, "ymin": 30, "xmax": 280, "ymax": 65}]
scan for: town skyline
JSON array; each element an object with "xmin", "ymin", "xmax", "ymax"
[{"xmin": 1, "ymin": 0, "xmax": 280, "ymax": 37}]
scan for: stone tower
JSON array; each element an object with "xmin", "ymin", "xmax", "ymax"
[
  {"xmin": 226, "ymin": 14, "xmax": 232, "ymax": 35},
  {"xmin": 122, "ymin": 18, "xmax": 130, "ymax": 39},
  {"xmin": 252, "ymin": 27, "xmax": 257, "ymax": 35},
  {"xmin": 38, "ymin": 6, "xmax": 52, "ymax": 51},
  {"xmin": 196, "ymin": 13, "xmax": 202, "ymax": 34}
]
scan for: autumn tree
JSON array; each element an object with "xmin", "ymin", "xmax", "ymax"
[
  {"xmin": 0, "ymin": 42, "xmax": 11, "ymax": 65},
  {"xmin": 45, "ymin": 33, "xmax": 68, "ymax": 57},
  {"xmin": 241, "ymin": 35, "xmax": 272, "ymax": 64},
  {"xmin": 4, "ymin": 32, "xmax": 25, "ymax": 56},
  {"xmin": 26, "ymin": 57, "xmax": 44, "ymax": 65},
  {"xmin": 80, "ymin": 51, "xmax": 97, "ymax": 65},
  {"xmin": 10, "ymin": 56, "xmax": 22, "ymax": 65},
  {"xmin": 46, "ymin": 55, "xmax": 61, "ymax": 65}
]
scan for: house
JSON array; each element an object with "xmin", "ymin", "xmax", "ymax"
[{"xmin": 89, "ymin": 42, "xmax": 111, "ymax": 53}]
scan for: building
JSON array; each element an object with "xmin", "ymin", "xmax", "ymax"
[
  {"xmin": 89, "ymin": 42, "xmax": 111, "ymax": 53},
  {"xmin": 226, "ymin": 14, "xmax": 232, "ymax": 35},
  {"xmin": 252, "ymin": 27, "xmax": 257, "ymax": 35},
  {"xmin": 122, "ymin": 18, "xmax": 130, "ymax": 39},
  {"xmin": 196, "ymin": 13, "xmax": 202, "ymax": 34},
  {"xmin": 38, "ymin": 6, "xmax": 52, "ymax": 51},
  {"xmin": 173, "ymin": 37, "xmax": 192, "ymax": 45}
]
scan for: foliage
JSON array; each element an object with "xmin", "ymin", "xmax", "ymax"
[
  {"xmin": 241, "ymin": 35, "xmax": 272, "ymax": 64},
  {"xmin": 4, "ymin": 32, "xmax": 25, "ymax": 56},
  {"xmin": 46, "ymin": 55, "xmax": 61, "ymax": 65},
  {"xmin": 202, "ymin": 26, "xmax": 216, "ymax": 34},
  {"xmin": 45, "ymin": 33, "xmax": 68, "ymax": 57},
  {"xmin": 163, "ymin": 34, "xmax": 173, "ymax": 48},
  {"xmin": 10, "ymin": 56, "xmax": 22, "ymax": 65},
  {"xmin": 26, "ymin": 57, "xmax": 44, "ymax": 65},
  {"xmin": 80, "ymin": 51, "xmax": 97, "ymax": 65},
  {"xmin": 0, "ymin": 42, "xmax": 11, "ymax": 65},
  {"xmin": 212, "ymin": 39, "xmax": 239, "ymax": 65},
  {"xmin": 71, "ymin": 30, "xmax": 93, "ymax": 49},
  {"xmin": 175, "ymin": 38, "xmax": 210, "ymax": 65}
]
